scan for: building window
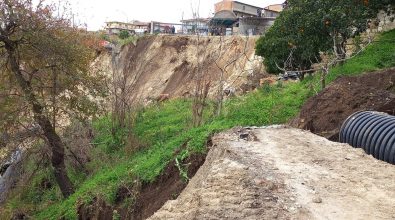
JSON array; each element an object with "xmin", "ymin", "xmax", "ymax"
[{"xmin": 243, "ymin": 6, "xmax": 245, "ymax": 10}]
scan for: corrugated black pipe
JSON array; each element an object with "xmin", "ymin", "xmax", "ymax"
[{"xmin": 340, "ymin": 111, "xmax": 395, "ymax": 164}]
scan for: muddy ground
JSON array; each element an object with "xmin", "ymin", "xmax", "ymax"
[
  {"xmin": 149, "ymin": 127, "xmax": 395, "ymax": 220},
  {"xmin": 291, "ymin": 68, "xmax": 395, "ymax": 140}
]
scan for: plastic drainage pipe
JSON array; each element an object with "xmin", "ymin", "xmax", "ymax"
[{"xmin": 339, "ymin": 111, "xmax": 395, "ymax": 164}]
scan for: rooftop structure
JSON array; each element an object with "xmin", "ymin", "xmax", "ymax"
[
  {"xmin": 214, "ymin": 0, "xmax": 263, "ymax": 18},
  {"xmin": 263, "ymin": 3, "xmax": 285, "ymax": 18},
  {"xmin": 264, "ymin": 4, "xmax": 284, "ymax": 12}
]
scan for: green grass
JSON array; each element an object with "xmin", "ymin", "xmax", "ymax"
[
  {"xmin": 34, "ymin": 82, "xmax": 311, "ymax": 220},
  {"xmin": 118, "ymin": 35, "xmax": 139, "ymax": 46},
  {"xmin": 328, "ymin": 30, "xmax": 395, "ymax": 81},
  {"xmin": 9, "ymin": 28, "xmax": 395, "ymax": 219}
]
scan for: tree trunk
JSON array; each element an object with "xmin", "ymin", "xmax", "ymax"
[
  {"xmin": 36, "ymin": 114, "xmax": 75, "ymax": 197},
  {"xmin": 321, "ymin": 66, "xmax": 329, "ymax": 89},
  {"xmin": 321, "ymin": 73, "xmax": 326, "ymax": 89},
  {"xmin": 6, "ymin": 44, "xmax": 74, "ymax": 198},
  {"xmin": 336, "ymin": 34, "xmax": 348, "ymax": 64}
]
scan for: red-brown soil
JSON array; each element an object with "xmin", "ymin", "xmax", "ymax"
[
  {"xmin": 77, "ymin": 153, "xmax": 206, "ymax": 220},
  {"xmin": 127, "ymin": 153, "xmax": 206, "ymax": 220},
  {"xmin": 290, "ymin": 68, "xmax": 395, "ymax": 140}
]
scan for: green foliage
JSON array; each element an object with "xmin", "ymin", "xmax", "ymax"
[
  {"xmin": 256, "ymin": 0, "xmax": 394, "ymax": 74},
  {"xmin": 175, "ymin": 150, "xmax": 190, "ymax": 182},
  {"xmin": 112, "ymin": 210, "xmax": 121, "ymax": 220},
  {"xmin": 34, "ymin": 86, "xmax": 310, "ymax": 219},
  {"xmin": 256, "ymin": 2, "xmax": 331, "ymax": 73},
  {"xmin": 328, "ymin": 29, "xmax": 395, "ymax": 81},
  {"xmin": 14, "ymin": 29, "xmax": 395, "ymax": 220},
  {"xmin": 0, "ymin": 0, "xmax": 108, "ymax": 198},
  {"xmin": 100, "ymin": 33, "xmax": 110, "ymax": 41},
  {"xmin": 119, "ymin": 36, "xmax": 139, "ymax": 46},
  {"xmin": 92, "ymin": 116, "xmax": 128, "ymax": 154},
  {"xmin": 119, "ymin": 30, "xmax": 130, "ymax": 39}
]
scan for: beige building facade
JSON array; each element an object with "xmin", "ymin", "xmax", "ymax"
[
  {"xmin": 105, "ymin": 21, "xmax": 149, "ymax": 35},
  {"xmin": 214, "ymin": 0, "xmax": 263, "ymax": 18}
]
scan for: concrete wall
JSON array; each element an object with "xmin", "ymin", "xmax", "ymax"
[
  {"xmin": 238, "ymin": 18, "xmax": 275, "ymax": 35},
  {"xmin": 233, "ymin": 2, "xmax": 261, "ymax": 17},
  {"xmin": 263, "ymin": 9, "xmax": 280, "ymax": 18}
]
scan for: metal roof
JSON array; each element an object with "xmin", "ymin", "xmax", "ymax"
[{"xmin": 209, "ymin": 10, "xmax": 238, "ymax": 26}]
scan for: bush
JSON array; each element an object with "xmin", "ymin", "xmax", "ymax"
[{"xmin": 119, "ymin": 30, "xmax": 130, "ymax": 39}]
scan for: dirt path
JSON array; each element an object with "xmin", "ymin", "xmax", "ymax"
[{"xmin": 149, "ymin": 126, "xmax": 395, "ymax": 220}]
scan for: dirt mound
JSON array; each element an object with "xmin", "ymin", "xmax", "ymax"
[
  {"xmin": 149, "ymin": 127, "xmax": 395, "ymax": 220},
  {"xmin": 291, "ymin": 68, "xmax": 395, "ymax": 140}
]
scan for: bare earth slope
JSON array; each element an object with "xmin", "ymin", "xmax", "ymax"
[
  {"xmin": 149, "ymin": 127, "xmax": 395, "ymax": 220},
  {"xmin": 94, "ymin": 35, "xmax": 268, "ymax": 106}
]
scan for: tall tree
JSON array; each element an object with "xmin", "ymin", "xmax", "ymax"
[
  {"xmin": 256, "ymin": 0, "xmax": 394, "ymax": 74},
  {"xmin": 0, "ymin": 0, "xmax": 107, "ymax": 198}
]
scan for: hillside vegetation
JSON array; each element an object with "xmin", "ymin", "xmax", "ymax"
[{"xmin": 1, "ymin": 28, "xmax": 393, "ymax": 219}]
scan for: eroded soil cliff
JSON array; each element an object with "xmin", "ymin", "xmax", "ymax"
[
  {"xmin": 93, "ymin": 35, "xmax": 268, "ymax": 106},
  {"xmin": 149, "ymin": 127, "xmax": 395, "ymax": 220}
]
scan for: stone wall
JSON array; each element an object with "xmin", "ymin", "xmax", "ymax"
[
  {"xmin": 346, "ymin": 10, "xmax": 394, "ymax": 55},
  {"xmin": 368, "ymin": 10, "xmax": 395, "ymax": 33}
]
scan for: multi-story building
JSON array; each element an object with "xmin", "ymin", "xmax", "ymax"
[
  {"xmin": 105, "ymin": 21, "xmax": 149, "ymax": 35},
  {"xmin": 211, "ymin": 0, "xmax": 287, "ymax": 36},
  {"xmin": 214, "ymin": 0, "xmax": 263, "ymax": 18},
  {"xmin": 263, "ymin": 4, "xmax": 285, "ymax": 18}
]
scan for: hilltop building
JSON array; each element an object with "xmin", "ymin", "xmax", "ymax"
[
  {"xmin": 105, "ymin": 21, "xmax": 149, "ymax": 35},
  {"xmin": 214, "ymin": 0, "xmax": 263, "ymax": 18},
  {"xmin": 210, "ymin": 0, "xmax": 287, "ymax": 36},
  {"xmin": 105, "ymin": 1, "xmax": 287, "ymax": 37},
  {"xmin": 263, "ymin": 4, "xmax": 285, "ymax": 18},
  {"xmin": 180, "ymin": 18, "xmax": 210, "ymax": 35}
]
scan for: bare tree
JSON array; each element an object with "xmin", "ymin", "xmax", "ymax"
[
  {"xmin": 190, "ymin": 0, "xmax": 211, "ymax": 126},
  {"xmin": 0, "ymin": 0, "xmax": 106, "ymax": 198}
]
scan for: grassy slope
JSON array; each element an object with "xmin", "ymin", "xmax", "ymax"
[
  {"xmin": 10, "ymin": 28, "xmax": 395, "ymax": 219},
  {"xmin": 329, "ymin": 30, "xmax": 395, "ymax": 80}
]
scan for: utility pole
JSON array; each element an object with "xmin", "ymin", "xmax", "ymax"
[{"xmin": 182, "ymin": 11, "xmax": 184, "ymax": 34}]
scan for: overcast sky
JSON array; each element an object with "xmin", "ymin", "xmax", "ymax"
[{"xmin": 60, "ymin": 0, "xmax": 283, "ymax": 31}]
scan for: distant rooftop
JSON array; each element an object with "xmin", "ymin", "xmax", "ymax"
[
  {"xmin": 264, "ymin": 4, "xmax": 284, "ymax": 13},
  {"xmin": 232, "ymin": 1, "xmax": 263, "ymax": 10}
]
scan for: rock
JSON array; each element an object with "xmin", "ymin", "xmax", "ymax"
[{"xmin": 312, "ymin": 197, "xmax": 322, "ymax": 204}]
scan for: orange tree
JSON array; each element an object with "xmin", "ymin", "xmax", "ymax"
[{"xmin": 256, "ymin": 0, "xmax": 394, "ymax": 74}]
